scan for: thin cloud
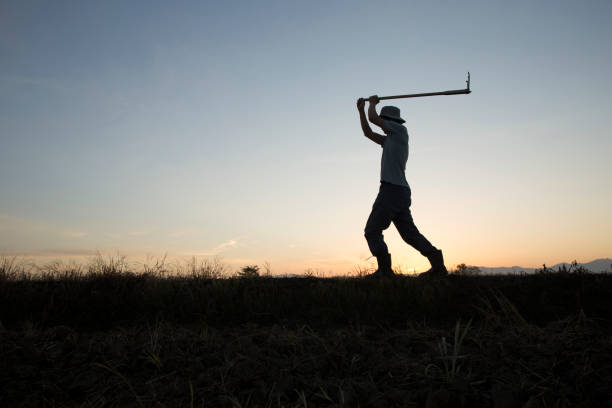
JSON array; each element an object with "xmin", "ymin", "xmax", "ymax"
[
  {"xmin": 213, "ymin": 239, "xmax": 238, "ymax": 252},
  {"xmin": 182, "ymin": 239, "xmax": 240, "ymax": 257}
]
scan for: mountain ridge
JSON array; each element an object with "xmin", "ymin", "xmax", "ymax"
[{"xmin": 477, "ymin": 258, "xmax": 612, "ymax": 275}]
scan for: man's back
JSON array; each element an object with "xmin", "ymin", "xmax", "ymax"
[{"xmin": 380, "ymin": 119, "xmax": 409, "ymax": 187}]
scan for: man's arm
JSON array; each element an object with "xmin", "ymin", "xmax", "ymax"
[
  {"xmin": 357, "ymin": 98, "xmax": 385, "ymax": 146},
  {"xmin": 367, "ymin": 95, "xmax": 388, "ymax": 133}
]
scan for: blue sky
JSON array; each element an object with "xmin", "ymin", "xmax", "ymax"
[{"xmin": 1, "ymin": 1, "xmax": 611, "ymax": 273}]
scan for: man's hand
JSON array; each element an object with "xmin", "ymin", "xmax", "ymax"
[
  {"xmin": 358, "ymin": 96, "xmax": 385, "ymax": 145},
  {"xmin": 367, "ymin": 94, "xmax": 387, "ymax": 133},
  {"xmin": 357, "ymin": 98, "xmax": 366, "ymax": 111}
]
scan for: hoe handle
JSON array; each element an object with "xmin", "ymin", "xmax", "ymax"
[
  {"xmin": 378, "ymin": 88, "xmax": 470, "ymax": 100},
  {"xmin": 367, "ymin": 72, "xmax": 471, "ymax": 101}
]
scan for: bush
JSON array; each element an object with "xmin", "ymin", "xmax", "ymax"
[
  {"xmin": 238, "ymin": 265, "xmax": 260, "ymax": 278},
  {"xmin": 453, "ymin": 263, "xmax": 482, "ymax": 276}
]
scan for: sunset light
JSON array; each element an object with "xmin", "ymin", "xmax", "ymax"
[{"xmin": 1, "ymin": 1, "xmax": 610, "ymax": 274}]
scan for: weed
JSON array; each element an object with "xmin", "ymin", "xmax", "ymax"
[
  {"xmin": 184, "ymin": 256, "xmax": 227, "ymax": 279},
  {"xmin": 140, "ymin": 254, "xmax": 169, "ymax": 276},
  {"xmin": 0, "ymin": 256, "xmax": 30, "ymax": 280},
  {"xmin": 477, "ymin": 289, "xmax": 528, "ymax": 329},
  {"xmin": 436, "ymin": 319, "xmax": 472, "ymax": 381},
  {"xmin": 88, "ymin": 252, "xmax": 131, "ymax": 276},
  {"xmin": 93, "ymin": 362, "xmax": 144, "ymax": 408}
]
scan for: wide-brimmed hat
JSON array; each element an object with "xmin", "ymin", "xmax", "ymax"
[{"xmin": 380, "ymin": 106, "xmax": 405, "ymax": 124}]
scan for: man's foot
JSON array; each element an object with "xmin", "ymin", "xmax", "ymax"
[
  {"xmin": 365, "ymin": 268, "xmax": 395, "ymax": 279},
  {"xmin": 418, "ymin": 268, "xmax": 448, "ymax": 278},
  {"xmin": 365, "ymin": 253, "xmax": 394, "ymax": 278},
  {"xmin": 419, "ymin": 249, "xmax": 448, "ymax": 277}
]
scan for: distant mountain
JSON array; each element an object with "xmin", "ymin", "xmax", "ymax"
[
  {"xmin": 551, "ymin": 258, "xmax": 612, "ymax": 273},
  {"xmin": 477, "ymin": 266, "xmax": 535, "ymax": 275},
  {"xmin": 477, "ymin": 258, "xmax": 612, "ymax": 275}
]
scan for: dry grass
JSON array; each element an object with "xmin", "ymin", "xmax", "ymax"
[
  {"xmin": 1, "ymin": 256, "xmax": 611, "ymax": 407},
  {"xmin": 2, "ymin": 317, "xmax": 610, "ymax": 407}
]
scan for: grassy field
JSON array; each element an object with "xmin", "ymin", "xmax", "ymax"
[{"xmin": 1, "ymin": 257, "xmax": 611, "ymax": 407}]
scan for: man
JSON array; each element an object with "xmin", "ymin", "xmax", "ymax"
[{"xmin": 357, "ymin": 95, "xmax": 447, "ymax": 278}]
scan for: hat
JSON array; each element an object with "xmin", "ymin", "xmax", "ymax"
[{"xmin": 380, "ymin": 106, "xmax": 405, "ymax": 124}]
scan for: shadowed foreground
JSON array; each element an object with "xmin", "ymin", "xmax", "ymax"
[{"xmin": 1, "ymin": 269, "xmax": 612, "ymax": 407}]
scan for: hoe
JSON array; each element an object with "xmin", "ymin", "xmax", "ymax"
[{"xmin": 363, "ymin": 72, "xmax": 471, "ymax": 100}]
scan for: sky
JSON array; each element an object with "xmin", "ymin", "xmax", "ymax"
[{"xmin": 1, "ymin": 0, "xmax": 611, "ymax": 274}]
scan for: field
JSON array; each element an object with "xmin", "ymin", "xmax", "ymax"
[{"xmin": 1, "ymin": 258, "xmax": 612, "ymax": 407}]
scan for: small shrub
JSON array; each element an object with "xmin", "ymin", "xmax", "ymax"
[
  {"xmin": 453, "ymin": 263, "xmax": 482, "ymax": 276},
  {"xmin": 238, "ymin": 265, "xmax": 260, "ymax": 278}
]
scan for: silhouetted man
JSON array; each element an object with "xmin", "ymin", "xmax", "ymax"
[{"xmin": 357, "ymin": 96, "xmax": 448, "ymax": 278}]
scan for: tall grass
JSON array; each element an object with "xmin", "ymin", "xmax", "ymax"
[
  {"xmin": 1, "ymin": 254, "xmax": 610, "ymax": 330},
  {"xmin": 1, "ymin": 255, "xmax": 611, "ymax": 406},
  {"xmin": 0, "ymin": 253, "xmax": 230, "ymax": 280}
]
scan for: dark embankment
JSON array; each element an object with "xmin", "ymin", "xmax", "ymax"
[
  {"xmin": 2, "ymin": 272, "xmax": 612, "ymax": 407},
  {"xmin": 1, "ymin": 272, "xmax": 611, "ymax": 329}
]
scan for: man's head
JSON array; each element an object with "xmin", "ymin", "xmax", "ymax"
[{"xmin": 380, "ymin": 106, "xmax": 405, "ymax": 124}]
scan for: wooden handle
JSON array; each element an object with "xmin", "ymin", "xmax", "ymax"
[
  {"xmin": 377, "ymin": 88, "xmax": 471, "ymax": 100},
  {"xmin": 365, "ymin": 72, "xmax": 471, "ymax": 101}
]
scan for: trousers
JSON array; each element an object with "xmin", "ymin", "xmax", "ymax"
[{"xmin": 364, "ymin": 182, "xmax": 437, "ymax": 257}]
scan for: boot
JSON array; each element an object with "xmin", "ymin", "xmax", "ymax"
[
  {"xmin": 367, "ymin": 253, "xmax": 394, "ymax": 278},
  {"xmin": 419, "ymin": 249, "xmax": 448, "ymax": 277}
]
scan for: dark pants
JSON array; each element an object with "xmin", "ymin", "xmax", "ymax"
[{"xmin": 364, "ymin": 182, "xmax": 437, "ymax": 257}]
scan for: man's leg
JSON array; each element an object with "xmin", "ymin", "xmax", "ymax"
[
  {"xmin": 393, "ymin": 209, "xmax": 437, "ymax": 256},
  {"xmin": 394, "ymin": 208, "xmax": 448, "ymax": 276},
  {"xmin": 364, "ymin": 188, "xmax": 394, "ymax": 275}
]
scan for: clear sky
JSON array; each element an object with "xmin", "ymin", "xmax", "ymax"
[{"xmin": 1, "ymin": 1, "xmax": 611, "ymax": 274}]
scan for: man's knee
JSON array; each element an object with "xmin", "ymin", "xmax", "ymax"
[
  {"xmin": 363, "ymin": 224, "xmax": 383, "ymax": 239},
  {"xmin": 364, "ymin": 231, "xmax": 387, "ymax": 257},
  {"xmin": 364, "ymin": 229, "xmax": 382, "ymax": 251}
]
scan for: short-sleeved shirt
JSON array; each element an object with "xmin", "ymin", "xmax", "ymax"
[{"xmin": 380, "ymin": 119, "xmax": 409, "ymax": 187}]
